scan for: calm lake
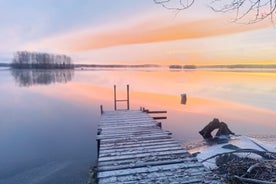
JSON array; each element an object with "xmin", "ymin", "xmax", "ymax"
[{"xmin": 0, "ymin": 68, "xmax": 276, "ymax": 184}]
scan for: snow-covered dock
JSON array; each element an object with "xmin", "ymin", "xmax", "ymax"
[{"xmin": 96, "ymin": 110, "xmax": 222, "ymax": 183}]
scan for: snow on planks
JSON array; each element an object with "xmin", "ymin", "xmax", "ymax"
[{"xmin": 97, "ymin": 110, "xmax": 221, "ymax": 184}]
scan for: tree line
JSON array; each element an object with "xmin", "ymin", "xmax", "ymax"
[{"xmin": 11, "ymin": 51, "xmax": 74, "ymax": 69}]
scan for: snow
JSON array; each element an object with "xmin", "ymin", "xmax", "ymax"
[{"xmin": 188, "ymin": 135, "xmax": 276, "ymax": 169}]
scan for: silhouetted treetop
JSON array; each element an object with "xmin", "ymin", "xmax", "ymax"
[{"xmin": 12, "ymin": 51, "xmax": 74, "ymax": 69}]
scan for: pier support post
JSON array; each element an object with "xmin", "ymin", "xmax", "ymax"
[
  {"xmin": 156, "ymin": 122, "xmax": 162, "ymax": 128},
  {"xmin": 114, "ymin": 85, "xmax": 117, "ymax": 110},
  {"xmin": 100, "ymin": 105, "xmax": 103, "ymax": 114},
  {"xmin": 127, "ymin": 84, "xmax": 130, "ymax": 110},
  {"xmin": 97, "ymin": 128, "xmax": 102, "ymax": 158}
]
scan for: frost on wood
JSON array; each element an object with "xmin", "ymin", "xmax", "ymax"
[{"xmin": 96, "ymin": 110, "xmax": 222, "ymax": 183}]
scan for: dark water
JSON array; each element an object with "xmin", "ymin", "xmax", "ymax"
[
  {"xmin": 0, "ymin": 70, "xmax": 98, "ymax": 184},
  {"xmin": 0, "ymin": 68, "xmax": 275, "ymax": 183}
]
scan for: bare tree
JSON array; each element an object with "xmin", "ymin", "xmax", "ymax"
[
  {"xmin": 153, "ymin": 0, "xmax": 195, "ymax": 11},
  {"xmin": 154, "ymin": 0, "xmax": 276, "ymax": 24},
  {"xmin": 211, "ymin": 0, "xmax": 276, "ymax": 24}
]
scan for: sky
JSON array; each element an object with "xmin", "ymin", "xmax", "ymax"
[{"xmin": 1, "ymin": 0, "xmax": 276, "ymax": 65}]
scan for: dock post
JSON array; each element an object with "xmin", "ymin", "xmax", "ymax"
[
  {"xmin": 97, "ymin": 140, "xmax": 100, "ymax": 158},
  {"xmin": 127, "ymin": 84, "xmax": 130, "ymax": 110},
  {"xmin": 114, "ymin": 85, "xmax": 117, "ymax": 110},
  {"xmin": 156, "ymin": 122, "xmax": 162, "ymax": 128},
  {"xmin": 100, "ymin": 105, "xmax": 103, "ymax": 114},
  {"xmin": 97, "ymin": 128, "xmax": 102, "ymax": 158},
  {"xmin": 181, "ymin": 93, "xmax": 187, "ymax": 105}
]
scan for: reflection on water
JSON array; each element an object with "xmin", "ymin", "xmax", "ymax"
[
  {"xmin": 0, "ymin": 70, "xmax": 97, "ymax": 184},
  {"xmin": 1, "ymin": 69, "xmax": 275, "ymax": 184},
  {"xmin": 11, "ymin": 69, "xmax": 74, "ymax": 87}
]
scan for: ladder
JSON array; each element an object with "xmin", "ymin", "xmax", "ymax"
[{"xmin": 114, "ymin": 85, "xmax": 130, "ymax": 110}]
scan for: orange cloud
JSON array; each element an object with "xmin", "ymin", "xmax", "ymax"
[
  {"xmin": 67, "ymin": 19, "xmax": 270, "ymax": 51},
  {"xmin": 25, "ymin": 16, "xmax": 271, "ymax": 53}
]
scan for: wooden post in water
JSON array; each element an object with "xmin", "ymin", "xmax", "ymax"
[
  {"xmin": 97, "ymin": 128, "xmax": 102, "ymax": 158},
  {"xmin": 127, "ymin": 84, "xmax": 130, "ymax": 110},
  {"xmin": 100, "ymin": 105, "xmax": 103, "ymax": 114},
  {"xmin": 181, "ymin": 93, "xmax": 187, "ymax": 105},
  {"xmin": 114, "ymin": 85, "xmax": 117, "ymax": 110}
]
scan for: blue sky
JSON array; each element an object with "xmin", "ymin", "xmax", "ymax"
[
  {"xmin": 0, "ymin": 0, "xmax": 152, "ymax": 60},
  {"xmin": 0, "ymin": 0, "xmax": 151, "ymax": 35}
]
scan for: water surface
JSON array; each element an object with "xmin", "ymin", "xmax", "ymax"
[{"xmin": 0, "ymin": 68, "xmax": 275, "ymax": 183}]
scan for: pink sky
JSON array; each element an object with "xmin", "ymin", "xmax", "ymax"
[{"xmin": 2, "ymin": 0, "xmax": 276, "ymax": 65}]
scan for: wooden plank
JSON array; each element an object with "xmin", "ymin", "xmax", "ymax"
[
  {"xmin": 99, "ymin": 123, "xmax": 158, "ymax": 128},
  {"xmin": 97, "ymin": 132, "xmax": 169, "ymax": 140},
  {"xmin": 99, "ymin": 120, "xmax": 154, "ymax": 125},
  {"xmin": 101, "ymin": 114, "xmax": 150, "ymax": 118},
  {"xmin": 100, "ymin": 177, "xmax": 203, "ymax": 184},
  {"xmin": 101, "ymin": 115, "xmax": 149, "ymax": 119},
  {"xmin": 98, "ymin": 162, "xmax": 204, "ymax": 178},
  {"xmin": 100, "ymin": 125, "xmax": 160, "ymax": 130},
  {"xmin": 100, "ymin": 141, "xmax": 180, "ymax": 152},
  {"xmin": 99, "ymin": 134, "xmax": 172, "ymax": 143},
  {"xmin": 99, "ymin": 120, "xmax": 155, "ymax": 126},
  {"xmin": 98, "ymin": 149, "xmax": 188, "ymax": 162},
  {"xmin": 98, "ymin": 133, "xmax": 169, "ymax": 141},
  {"xmin": 100, "ymin": 116, "xmax": 153, "ymax": 121},
  {"xmin": 144, "ymin": 110, "xmax": 167, "ymax": 114},
  {"xmin": 101, "ymin": 113, "xmax": 149, "ymax": 116},
  {"xmin": 99, "ymin": 128, "xmax": 162, "ymax": 135},
  {"xmin": 98, "ymin": 132, "xmax": 169, "ymax": 140},
  {"xmin": 99, "ymin": 123, "xmax": 157, "ymax": 129},
  {"xmin": 99, "ymin": 146, "xmax": 184, "ymax": 158},
  {"xmin": 99, "ymin": 168, "xmax": 210, "ymax": 184},
  {"xmin": 100, "ymin": 130, "xmax": 170, "ymax": 136},
  {"xmin": 102, "ymin": 110, "xmax": 141, "ymax": 114},
  {"xmin": 98, "ymin": 124, "xmax": 158, "ymax": 130},
  {"xmin": 100, "ymin": 142, "xmax": 181, "ymax": 153},
  {"xmin": 100, "ymin": 138, "xmax": 178, "ymax": 148},
  {"xmin": 97, "ymin": 156, "xmax": 199, "ymax": 172},
  {"xmin": 100, "ymin": 142, "xmax": 179, "ymax": 151},
  {"xmin": 98, "ymin": 154, "xmax": 196, "ymax": 168},
  {"xmin": 99, "ymin": 130, "xmax": 163, "ymax": 137},
  {"xmin": 101, "ymin": 125, "xmax": 162, "ymax": 131},
  {"xmin": 153, "ymin": 116, "xmax": 167, "ymax": 120}
]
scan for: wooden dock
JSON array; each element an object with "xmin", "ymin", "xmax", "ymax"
[{"xmin": 96, "ymin": 110, "xmax": 221, "ymax": 183}]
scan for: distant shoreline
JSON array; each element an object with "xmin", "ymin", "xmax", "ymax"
[
  {"xmin": 74, "ymin": 64, "xmax": 160, "ymax": 69},
  {"xmin": 198, "ymin": 64, "xmax": 276, "ymax": 69},
  {"xmin": 1, "ymin": 63, "xmax": 276, "ymax": 70}
]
